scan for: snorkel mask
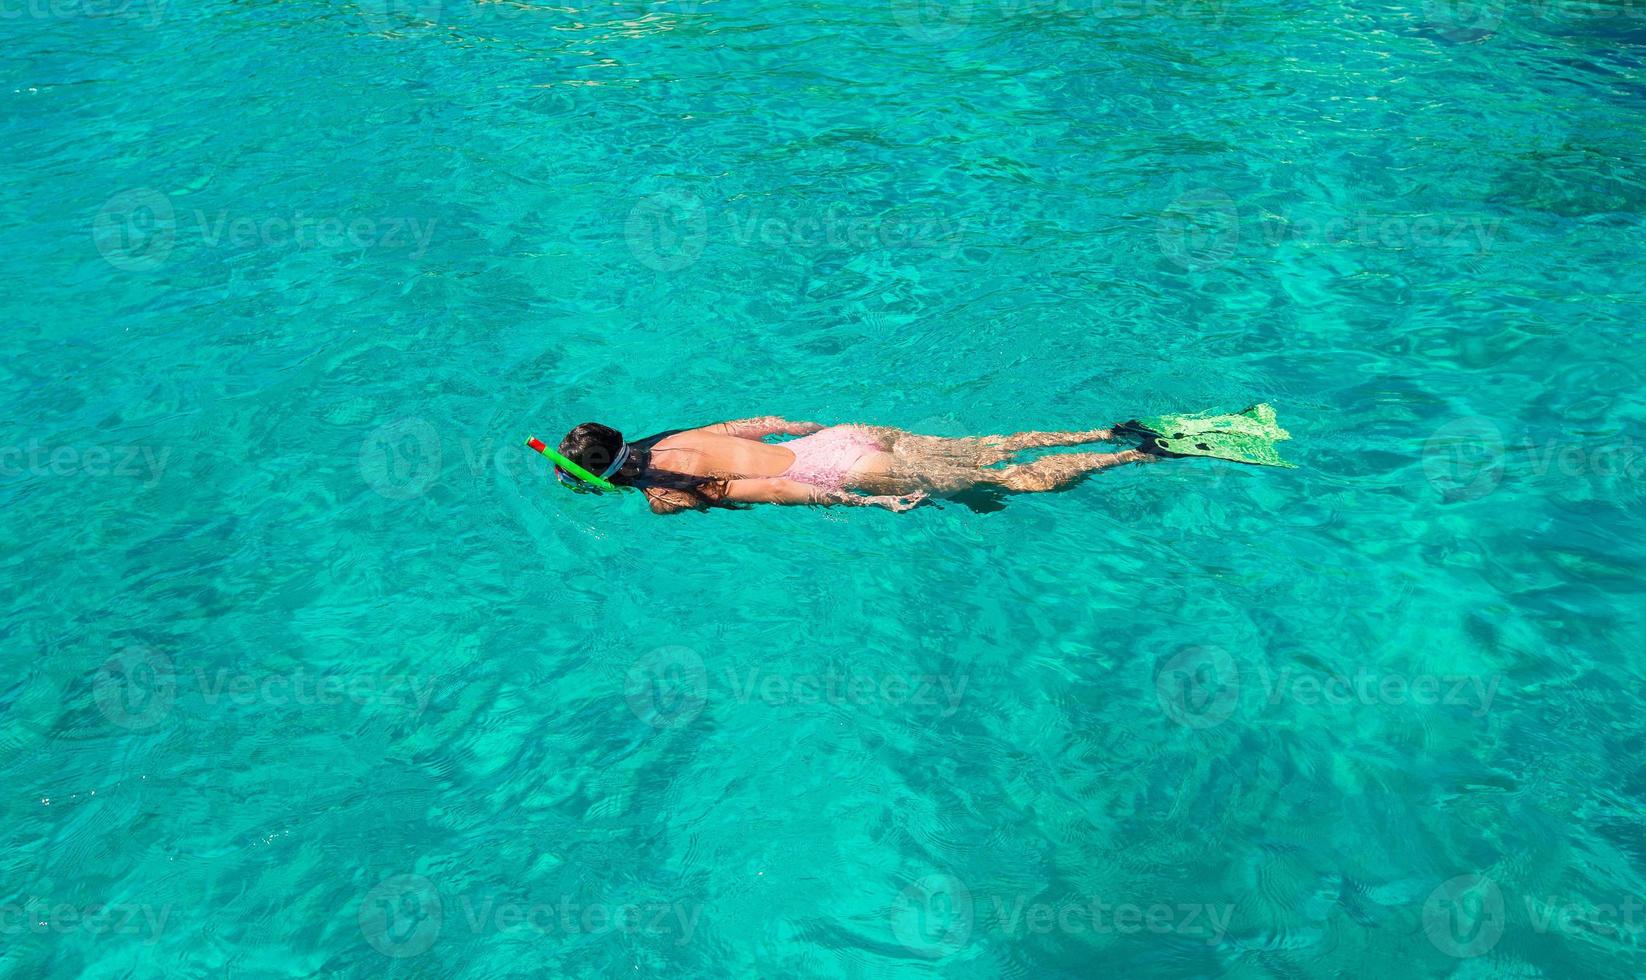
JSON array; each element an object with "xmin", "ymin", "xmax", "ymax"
[{"xmin": 525, "ymin": 436, "xmax": 628, "ymax": 494}]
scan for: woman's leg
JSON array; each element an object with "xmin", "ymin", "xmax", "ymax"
[
  {"xmin": 850, "ymin": 427, "xmax": 1140, "ymax": 495},
  {"xmin": 847, "ymin": 451, "xmax": 973, "ymax": 494},
  {"xmin": 863, "ymin": 426, "xmax": 1115, "ymax": 455},
  {"xmin": 987, "ymin": 449, "xmax": 1151, "ymax": 492},
  {"xmin": 977, "ymin": 428, "xmax": 1116, "ymax": 452},
  {"xmin": 870, "ymin": 428, "xmax": 1117, "ymax": 470}
]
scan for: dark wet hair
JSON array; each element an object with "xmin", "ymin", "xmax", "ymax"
[{"xmin": 557, "ymin": 422, "xmax": 729, "ymax": 508}]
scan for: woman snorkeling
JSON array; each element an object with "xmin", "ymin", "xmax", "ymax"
[{"xmin": 532, "ymin": 417, "xmax": 1159, "ymax": 515}]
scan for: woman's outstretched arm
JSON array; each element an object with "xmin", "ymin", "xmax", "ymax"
[
  {"xmin": 697, "ymin": 417, "xmax": 824, "ymax": 439},
  {"xmin": 644, "ymin": 479, "xmax": 923, "ymax": 515},
  {"xmin": 723, "ymin": 479, "xmax": 924, "ymax": 511}
]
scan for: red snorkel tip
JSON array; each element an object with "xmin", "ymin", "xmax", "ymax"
[{"xmin": 525, "ymin": 437, "xmax": 548, "ymax": 454}]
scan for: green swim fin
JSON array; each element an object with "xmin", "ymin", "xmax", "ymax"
[{"xmin": 1120, "ymin": 403, "xmax": 1296, "ymax": 468}]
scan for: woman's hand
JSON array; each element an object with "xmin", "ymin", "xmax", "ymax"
[
  {"xmin": 787, "ymin": 421, "xmax": 825, "ymax": 435},
  {"xmin": 870, "ymin": 491, "xmax": 926, "ymax": 512}
]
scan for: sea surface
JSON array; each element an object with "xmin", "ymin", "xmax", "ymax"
[{"xmin": 3, "ymin": 0, "xmax": 1646, "ymax": 976}]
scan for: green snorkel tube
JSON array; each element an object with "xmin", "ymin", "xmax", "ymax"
[{"xmin": 525, "ymin": 436, "xmax": 622, "ymax": 493}]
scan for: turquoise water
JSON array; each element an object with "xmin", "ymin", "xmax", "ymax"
[{"xmin": 4, "ymin": 0, "xmax": 1646, "ymax": 975}]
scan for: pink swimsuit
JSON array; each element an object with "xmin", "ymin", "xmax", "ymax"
[{"xmin": 780, "ymin": 426, "xmax": 882, "ymax": 491}]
